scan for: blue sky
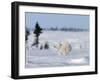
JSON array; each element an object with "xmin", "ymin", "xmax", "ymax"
[{"xmin": 25, "ymin": 12, "xmax": 89, "ymax": 30}]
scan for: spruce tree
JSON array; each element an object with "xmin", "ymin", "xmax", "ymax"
[{"xmin": 33, "ymin": 22, "xmax": 42, "ymax": 47}]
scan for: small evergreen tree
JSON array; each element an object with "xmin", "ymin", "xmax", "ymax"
[
  {"xmin": 33, "ymin": 22, "xmax": 42, "ymax": 47},
  {"xmin": 25, "ymin": 30, "xmax": 30, "ymax": 41},
  {"xmin": 40, "ymin": 45, "xmax": 43, "ymax": 50},
  {"xmin": 44, "ymin": 42, "xmax": 49, "ymax": 49}
]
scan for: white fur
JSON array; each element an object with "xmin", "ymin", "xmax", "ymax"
[{"xmin": 54, "ymin": 41, "xmax": 71, "ymax": 55}]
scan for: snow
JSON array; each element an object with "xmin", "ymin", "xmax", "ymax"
[{"xmin": 25, "ymin": 30, "xmax": 89, "ymax": 68}]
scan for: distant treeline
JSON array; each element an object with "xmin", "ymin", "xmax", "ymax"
[
  {"xmin": 42, "ymin": 27, "xmax": 88, "ymax": 32},
  {"xmin": 26, "ymin": 27, "xmax": 88, "ymax": 32}
]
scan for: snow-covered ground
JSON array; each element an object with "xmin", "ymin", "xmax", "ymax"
[{"xmin": 25, "ymin": 31, "xmax": 89, "ymax": 68}]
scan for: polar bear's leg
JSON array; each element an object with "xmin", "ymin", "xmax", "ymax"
[{"xmin": 63, "ymin": 47, "xmax": 67, "ymax": 55}]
